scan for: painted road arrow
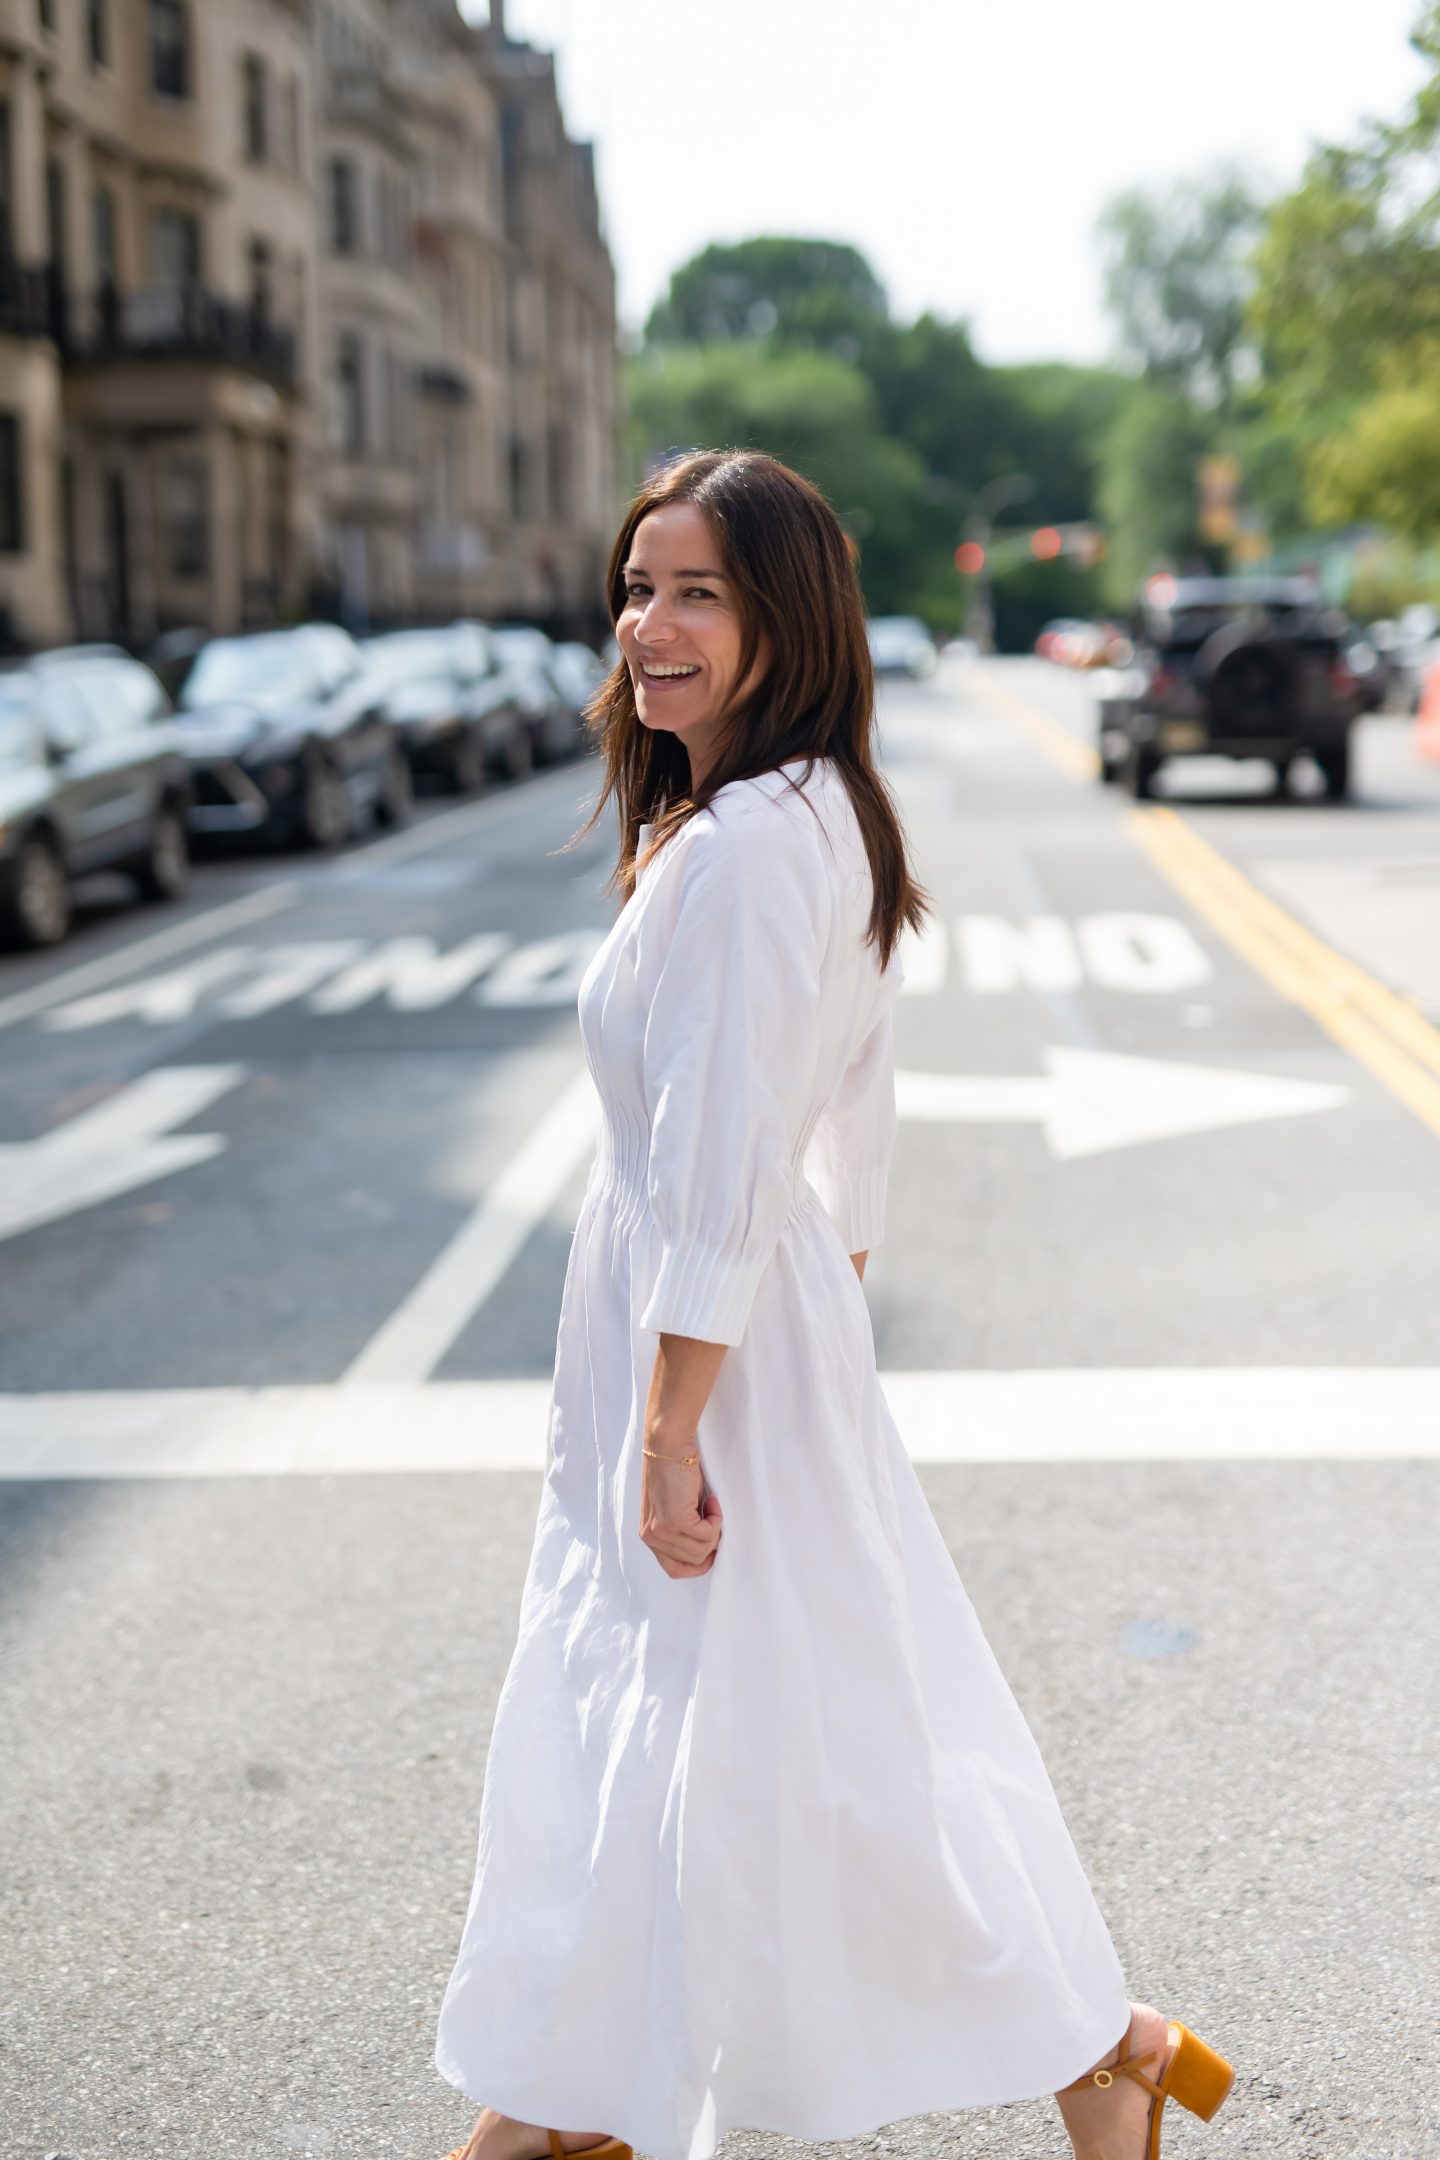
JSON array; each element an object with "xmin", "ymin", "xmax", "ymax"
[
  {"xmin": 0, "ymin": 1066, "xmax": 245, "ymax": 1242},
  {"xmin": 896, "ymin": 1047, "xmax": 1348, "ymax": 1160}
]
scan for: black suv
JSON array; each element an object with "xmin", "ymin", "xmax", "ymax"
[
  {"xmin": 0, "ymin": 646, "xmax": 191, "ymax": 949},
  {"xmin": 1097, "ymin": 576, "xmax": 1362, "ymax": 800}
]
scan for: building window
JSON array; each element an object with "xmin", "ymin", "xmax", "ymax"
[
  {"xmin": 336, "ymin": 332, "xmax": 364, "ymax": 456},
  {"xmin": 38, "ymin": 0, "xmax": 57, "ymax": 32},
  {"xmin": 162, "ymin": 462, "xmax": 208, "ymax": 579},
  {"xmin": 45, "ymin": 155, "xmax": 67, "ymax": 279},
  {"xmin": 242, "ymin": 54, "xmax": 267, "ymax": 164},
  {"xmin": 151, "ymin": 207, "xmax": 200, "ymax": 294},
  {"xmin": 0, "ymin": 103, "xmax": 12, "ymax": 265},
  {"xmin": 92, "ymin": 183, "xmax": 117, "ymax": 290},
  {"xmin": 150, "ymin": 0, "xmax": 190, "ymax": 99},
  {"xmin": 88, "ymin": 0, "xmax": 108, "ymax": 67},
  {"xmin": 329, "ymin": 157, "xmax": 357, "ymax": 255},
  {"xmin": 0, "ymin": 414, "xmax": 23, "ymax": 555},
  {"xmin": 284, "ymin": 76, "xmax": 302, "ymax": 175},
  {"xmin": 248, "ymin": 236, "xmax": 272, "ymax": 322}
]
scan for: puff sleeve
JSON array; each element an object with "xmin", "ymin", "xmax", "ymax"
[
  {"xmin": 802, "ymin": 988, "xmax": 899, "ymax": 1255},
  {"xmin": 636, "ymin": 805, "xmax": 833, "ymax": 1347}
]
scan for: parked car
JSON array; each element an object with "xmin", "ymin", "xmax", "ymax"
[
  {"xmin": 174, "ymin": 624, "xmax": 411, "ymax": 850},
  {"xmin": 487, "ymin": 626, "xmax": 585, "ymax": 764},
  {"xmin": 549, "ymin": 640, "xmax": 608, "ymax": 731},
  {"xmin": 1369, "ymin": 606, "xmax": 1437, "ymax": 711},
  {"xmin": 1036, "ymin": 617, "xmax": 1090, "ymax": 662},
  {"xmin": 1097, "ymin": 576, "xmax": 1362, "ymax": 799},
  {"xmin": 867, "ymin": 616, "xmax": 938, "ymax": 678},
  {"xmin": 0, "ymin": 645, "xmax": 191, "ymax": 949},
  {"xmin": 361, "ymin": 624, "xmax": 532, "ymax": 791}
]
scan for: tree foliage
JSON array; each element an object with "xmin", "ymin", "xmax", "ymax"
[
  {"xmin": 1248, "ymin": 3, "xmax": 1440, "ymax": 538},
  {"xmin": 645, "ymin": 238, "xmax": 889, "ymax": 354},
  {"xmin": 1097, "ymin": 167, "xmax": 1264, "ymax": 412}
]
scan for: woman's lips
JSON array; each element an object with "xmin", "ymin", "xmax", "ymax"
[{"xmin": 635, "ymin": 663, "xmax": 702, "ymax": 695}]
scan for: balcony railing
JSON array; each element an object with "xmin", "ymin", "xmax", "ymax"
[
  {"xmin": 0, "ymin": 258, "xmax": 53, "ymax": 339},
  {"xmin": 55, "ymin": 281, "xmax": 298, "ymax": 389}
]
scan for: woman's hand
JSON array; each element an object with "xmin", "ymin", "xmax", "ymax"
[
  {"xmin": 639, "ymin": 1333, "xmax": 730, "ymax": 1578},
  {"xmin": 640, "ymin": 1432, "xmax": 724, "ymax": 1578}
]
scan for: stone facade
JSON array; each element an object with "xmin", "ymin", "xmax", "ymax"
[{"xmin": 0, "ymin": 0, "xmax": 618, "ymax": 652}]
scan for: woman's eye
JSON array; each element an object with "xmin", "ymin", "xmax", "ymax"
[{"xmin": 685, "ymin": 587, "xmax": 716, "ymax": 601}]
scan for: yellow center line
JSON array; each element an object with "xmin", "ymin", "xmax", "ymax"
[
  {"xmin": 971, "ymin": 664, "xmax": 1440, "ymax": 1144},
  {"xmin": 964, "ymin": 667, "xmax": 1100, "ymax": 780}
]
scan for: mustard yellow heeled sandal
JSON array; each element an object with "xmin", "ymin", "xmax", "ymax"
[
  {"xmin": 1060, "ymin": 2019, "xmax": 1234, "ymax": 2159},
  {"xmin": 445, "ymin": 2134, "xmax": 634, "ymax": 2160}
]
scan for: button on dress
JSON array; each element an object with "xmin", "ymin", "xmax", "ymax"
[{"xmin": 435, "ymin": 756, "xmax": 1130, "ymax": 2160}]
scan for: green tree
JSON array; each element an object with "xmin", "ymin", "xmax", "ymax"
[
  {"xmin": 645, "ymin": 238, "xmax": 888, "ymax": 355},
  {"xmin": 1096, "ymin": 385, "xmax": 1214, "ymax": 606},
  {"xmin": 625, "ymin": 342, "xmax": 932, "ymax": 618},
  {"xmin": 1097, "ymin": 166, "xmax": 1264, "ymax": 413},
  {"xmin": 1248, "ymin": 3, "xmax": 1440, "ymax": 535}
]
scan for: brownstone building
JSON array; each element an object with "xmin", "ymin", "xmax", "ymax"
[{"xmin": 0, "ymin": 0, "xmax": 617, "ymax": 651}]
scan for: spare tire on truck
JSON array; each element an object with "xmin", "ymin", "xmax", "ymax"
[{"xmin": 1195, "ymin": 622, "xmax": 1301, "ymax": 741}]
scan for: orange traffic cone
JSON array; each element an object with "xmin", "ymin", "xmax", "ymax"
[{"xmin": 1417, "ymin": 657, "xmax": 1440, "ymax": 763}]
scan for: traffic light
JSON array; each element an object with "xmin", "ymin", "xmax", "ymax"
[
  {"xmin": 954, "ymin": 541, "xmax": 986, "ymax": 575},
  {"xmin": 1030, "ymin": 527, "xmax": 1063, "ymax": 561}
]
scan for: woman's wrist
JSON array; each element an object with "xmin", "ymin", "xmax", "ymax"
[{"xmin": 642, "ymin": 1415, "xmax": 700, "ymax": 1462}]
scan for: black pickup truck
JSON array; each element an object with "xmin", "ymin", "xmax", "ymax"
[{"xmin": 1097, "ymin": 575, "xmax": 1362, "ymax": 800}]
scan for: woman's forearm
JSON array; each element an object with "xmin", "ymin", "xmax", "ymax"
[
  {"xmin": 645, "ymin": 1333, "xmax": 730, "ymax": 1454},
  {"xmin": 646, "ymin": 1251, "xmax": 867, "ymax": 1450}
]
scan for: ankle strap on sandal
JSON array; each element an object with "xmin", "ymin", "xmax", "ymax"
[{"xmin": 1060, "ymin": 2045, "xmax": 1164, "ymax": 2101}]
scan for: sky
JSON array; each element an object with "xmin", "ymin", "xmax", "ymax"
[{"xmin": 464, "ymin": 0, "xmax": 1430, "ymax": 367}]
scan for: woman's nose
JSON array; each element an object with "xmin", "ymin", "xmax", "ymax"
[{"xmin": 635, "ymin": 594, "xmax": 675, "ymax": 640}]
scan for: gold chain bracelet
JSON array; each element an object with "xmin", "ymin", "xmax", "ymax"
[{"xmin": 642, "ymin": 1447, "xmax": 700, "ymax": 1466}]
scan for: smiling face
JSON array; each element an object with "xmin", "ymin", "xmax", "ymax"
[{"xmin": 617, "ymin": 501, "xmax": 768, "ymax": 785}]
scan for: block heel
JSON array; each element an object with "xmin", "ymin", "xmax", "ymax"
[
  {"xmin": 1060, "ymin": 2012, "xmax": 1234, "ymax": 2159},
  {"xmin": 1164, "ymin": 2021, "xmax": 1235, "ymax": 2122},
  {"xmin": 444, "ymin": 2134, "xmax": 634, "ymax": 2160}
]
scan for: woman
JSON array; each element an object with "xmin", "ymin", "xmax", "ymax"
[{"xmin": 434, "ymin": 452, "xmax": 1233, "ymax": 2160}]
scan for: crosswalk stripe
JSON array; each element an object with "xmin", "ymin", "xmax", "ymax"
[{"xmin": 1, "ymin": 1370, "xmax": 1434, "ymax": 1478}]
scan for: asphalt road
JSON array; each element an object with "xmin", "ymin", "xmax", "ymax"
[{"xmin": 2, "ymin": 661, "xmax": 1437, "ymax": 2160}]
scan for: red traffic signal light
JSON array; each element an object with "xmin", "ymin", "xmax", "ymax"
[
  {"xmin": 1030, "ymin": 526, "xmax": 1063, "ymax": 561},
  {"xmin": 954, "ymin": 541, "xmax": 986, "ymax": 575}
]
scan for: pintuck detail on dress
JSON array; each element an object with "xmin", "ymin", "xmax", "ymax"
[{"xmin": 434, "ymin": 757, "xmax": 1131, "ymax": 2160}]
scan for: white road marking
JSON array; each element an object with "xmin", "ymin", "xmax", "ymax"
[
  {"xmin": 339, "ymin": 1068, "xmax": 601, "ymax": 1387},
  {"xmin": 309, "ymin": 933, "xmax": 514, "ymax": 1012},
  {"xmin": 957, "ymin": 913, "xmax": 1212, "ymax": 995},
  {"xmin": 0, "ymin": 1066, "xmax": 245, "ymax": 1242},
  {"xmin": 897, "ymin": 1047, "xmax": 1347, "ymax": 1159},
  {"xmin": 897, "ymin": 917, "xmax": 949, "ymax": 995},
  {"xmin": 41, "ymin": 949, "xmax": 257, "ymax": 1030},
  {"xmin": 0, "ymin": 883, "xmax": 301, "ymax": 1034},
  {"xmin": 959, "ymin": 914, "xmax": 1084, "ymax": 993},
  {"xmin": 1, "ymin": 1368, "xmax": 1434, "ymax": 1478},
  {"xmin": 476, "ymin": 930, "xmax": 606, "ymax": 1006},
  {"xmin": 216, "ymin": 941, "xmax": 367, "ymax": 1018},
  {"xmin": 0, "ymin": 761, "xmax": 603, "ymax": 1036}
]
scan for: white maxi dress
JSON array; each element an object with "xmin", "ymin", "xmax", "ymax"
[{"xmin": 435, "ymin": 755, "xmax": 1131, "ymax": 2160}]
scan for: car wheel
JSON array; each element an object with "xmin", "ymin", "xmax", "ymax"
[
  {"xmin": 448, "ymin": 728, "xmax": 488, "ymax": 796},
  {"xmin": 134, "ymin": 803, "xmax": 191, "ymax": 903},
  {"xmin": 300, "ymin": 754, "xmax": 350, "ymax": 850},
  {"xmin": 374, "ymin": 743, "xmax": 414, "ymax": 828},
  {"xmin": 1, "ymin": 832, "xmax": 73, "ymax": 949},
  {"xmin": 1316, "ymin": 740, "xmax": 1351, "ymax": 802},
  {"xmin": 502, "ymin": 723, "xmax": 535, "ymax": 781},
  {"xmin": 1123, "ymin": 739, "xmax": 1160, "ymax": 799}
]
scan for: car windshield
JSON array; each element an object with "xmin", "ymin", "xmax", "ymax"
[
  {"xmin": 0, "ymin": 694, "xmax": 40, "ymax": 766},
  {"xmin": 1158, "ymin": 603, "xmax": 1315, "ymax": 650},
  {"xmin": 181, "ymin": 635, "xmax": 319, "ymax": 710},
  {"xmin": 362, "ymin": 631, "xmax": 459, "ymax": 689}
]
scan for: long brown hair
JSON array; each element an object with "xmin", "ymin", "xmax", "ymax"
[{"xmin": 570, "ymin": 448, "xmax": 932, "ymax": 972}]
